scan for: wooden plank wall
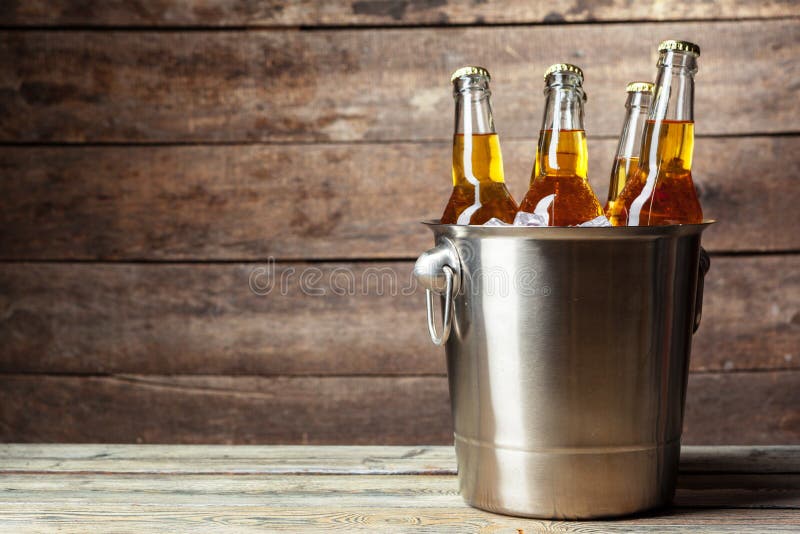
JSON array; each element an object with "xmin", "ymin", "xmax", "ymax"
[{"xmin": 0, "ymin": 1, "xmax": 798, "ymax": 445}]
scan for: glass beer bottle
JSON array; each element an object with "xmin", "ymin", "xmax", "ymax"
[
  {"xmin": 608, "ymin": 40, "xmax": 703, "ymax": 226},
  {"xmin": 441, "ymin": 66, "xmax": 518, "ymax": 225},
  {"xmin": 604, "ymin": 82, "xmax": 653, "ymax": 215},
  {"xmin": 519, "ymin": 63, "xmax": 603, "ymax": 226}
]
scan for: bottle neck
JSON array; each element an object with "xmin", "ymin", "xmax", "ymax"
[
  {"xmin": 615, "ymin": 92, "xmax": 651, "ymax": 161},
  {"xmin": 453, "ymin": 77, "xmax": 495, "ymax": 135},
  {"xmin": 540, "ymin": 74, "xmax": 585, "ymax": 131},
  {"xmin": 536, "ymin": 74, "xmax": 587, "ymax": 179},
  {"xmin": 451, "ymin": 76, "xmax": 505, "ymax": 186},
  {"xmin": 640, "ymin": 50, "xmax": 697, "ymax": 169},
  {"xmin": 649, "ymin": 50, "xmax": 696, "ymax": 123}
]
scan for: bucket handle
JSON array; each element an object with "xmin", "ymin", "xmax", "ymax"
[
  {"xmin": 425, "ymin": 265, "xmax": 455, "ymax": 346},
  {"xmin": 693, "ymin": 247, "xmax": 711, "ymax": 333},
  {"xmin": 414, "ymin": 238, "xmax": 461, "ymax": 346}
]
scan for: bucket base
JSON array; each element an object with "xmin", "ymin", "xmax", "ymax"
[{"xmin": 455, "ymin": 435, "xmax": 680, "ymax": 519}]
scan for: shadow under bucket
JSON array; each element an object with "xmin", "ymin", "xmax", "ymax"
[{"xmin": 414, "ymin": 221, "xmax": 714, "ymax": 519}]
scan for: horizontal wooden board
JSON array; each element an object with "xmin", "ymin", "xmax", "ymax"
[
  {"xmin": 0, "ymin": 472, "xmax": 798, "ymax": 511},
  {"xmin": 0, "ymin": 371, "xmax": 797, "ymax": 444},
  {"xmin": 694, "ymin": 256, "xmax": 800, "ymax": 374},
  {"xmin": 0, "ymin": 262, "xmax": 438, "ymax": 376},
  {"xmin": 679, "ymin": 446, "xmax": 800, "ymax": 474},
  {"xmin": 2, "ymin": 444, "xmax": 798, "ymax": 475},
  {"xmin": 0, "ymin": 375, "xmax": 455, "ymax": 444},
  {"xmin": 1, "ymin": 445, "xmax": 798, "ymax": 532},
  {"xmin": 0, "ymin": 444, "xmax": 460, "ymax": 475},
  {"xmin": 0, "ymin": 504, "xmax": 798, "ymax": 533},
  {"xmin": 1, "ymin": 20, "xmax": 798, "ymax": 142},
  {"xmin": 0, "ymin": 256, "xmax": 797, "ymax": 375},
  {"xmin": 675, "ymin": 472, "xmax": 800, "ymax": 509},
  {"xmin": 3, "ymin": 0, "xmax": 799, "ymax": 26},
  {"xmin": 1, "ymin": 137, "xmax": 797, "ymax": 261},
  {"xmin": 683, "ymin": 371, "xmax": 800, "ymax": 445},
  {"xmin": 0, "ymin": 472, "xmax": 798, "ymax": 510}
]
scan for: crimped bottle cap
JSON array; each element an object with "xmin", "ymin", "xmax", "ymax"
[
  {"xmin": 451, "ymin": 66, "xmax": 491, "ymax": 82},
  {"xmin": 626, "ymin": 81, "xmax": 654, "ymax": 93},
  {"xmin": 658, "ymin": 40, "xmax": 700, "ymax": 56},
  {"xmin": 544, "ymin": 63, "xmax": 584, "ymax": 83}
]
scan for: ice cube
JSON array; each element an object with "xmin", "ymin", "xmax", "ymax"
[
  {"xmin": 512, "ymin": 194, "xmax": 555, "ymax": 226},
  {"xmin": 577, "ymin": 215, "xmax": 612, "ymax": 227},
  {"xmin": 513, "ymin": 211, "xmax": 548, "ymax": 226},
  {"xmin": 482, "ymin": 218, "xmax": 513, "ymax": 226}
]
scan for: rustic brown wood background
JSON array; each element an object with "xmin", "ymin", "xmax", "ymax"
[{"xmin": 0, "ymin": 1, "xmax": 798, "ymax": 445}]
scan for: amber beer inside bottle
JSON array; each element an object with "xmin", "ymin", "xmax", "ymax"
[
  {"xmin": 608, "ymin": 41, "xmax": 703, "ymax": 226},
  {"xmin": 441, "ymin": 67, "xmax": 518, "ymax": 225},
  {"xmin": 442, "ymin": 132, "xmax": 518, "ymax": 224},
  {"xmin": 519, "ymin": 64, "xmax": 603, "ymax": 226},
  {"xmin": 605, "ymin": 82, "xmax": 653, "ymax": 214},
  {"xmin": 619, "ymin": 119, "xmax": 701, "ymax": 224},
  {"xmin": 606, "ymin": 156, "xmax": 639, "ymax": 211}
]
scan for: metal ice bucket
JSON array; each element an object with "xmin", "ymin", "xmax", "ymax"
[{"xmin": 414, "ymin": 221, "xmax": 713, "ymax": 519}]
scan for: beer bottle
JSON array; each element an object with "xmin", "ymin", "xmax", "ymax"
[
  {"xmin": 441, "ymin": 66, "xmax": 518, "ymax": 225},
  {"xmin": 604, "ymin": 82, "xmax": 653, "ymax": 215},
  {"xmin": 519, "ymin": 64, "xmax": 603, "ymax": 226},
  {"xmin": 608, "ymin": 40, "xmax": 703, "ymax": 226}
]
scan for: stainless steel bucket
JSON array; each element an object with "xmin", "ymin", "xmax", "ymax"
[{"xmin": 414, "ymin": 221, "xmax": 713, "ymax": 519}]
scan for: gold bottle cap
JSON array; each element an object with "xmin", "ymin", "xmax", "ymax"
[
  {"xmin": 626, "ymin": 81, "xmax": 654, "ymax": 93},
  {"xmin": 451, "ymin": 66, "xmax": 491, "ymax": 82},
  {"xmin": 544, "ymin": 63, "xmax": 584, "ymax": 83},
  {"xmin": 658, "ymin": 40, "xmax": 700, "ymax": 56}
]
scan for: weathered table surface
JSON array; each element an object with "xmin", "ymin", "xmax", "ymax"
[{"xmin": 0, "ymin": 445, "xmax": 798, "ymax": 533}]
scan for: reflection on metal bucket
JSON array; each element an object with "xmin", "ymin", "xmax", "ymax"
[{"xmin": 414, "ymin": 221, "xmax": 713, "ymax": 519}]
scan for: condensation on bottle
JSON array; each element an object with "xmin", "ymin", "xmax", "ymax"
[
  {"xmin": 441, "ymin": 66, "xmax": 518, "ymax": 225},
  {"xmin": 608, "ymin": 40, "xmax": 704, "ymax": 226},
  {"xmin": 519, "ymin": 63, "xmax": 603, "ymax": 226},
  {"xmin": 605, "ymin": 82, "xmax": 653, "ymax": 215}
]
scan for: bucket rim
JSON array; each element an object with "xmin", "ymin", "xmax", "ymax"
[{"xmin": 421, "ymin": 219, "xmax": 715, "ymax": 240}]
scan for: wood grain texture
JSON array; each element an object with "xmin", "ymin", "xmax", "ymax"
[
  {"xmin": 0, "ymin": 473, "xmax": 797, "ymax": 511},
  {"xmin": 1, "ymin": 137, "xmax": 797, "ymax": 261},
  {"xmin": 680, "ymin": 446, "xmax": 800, "ymax": 474},
  {"xmin": 0, "ymin": 446, "xmax": 797, "ymax": 532},
  {"xmin": 0, "ymin": 466, "xmax": 797, "ymax": 531},
  {"xmin": 1, "ymin": 20, "xmax": 798, "ymax": 143},
  {"xmin": 0, "ymin": 371, "xmax": 797, "ymax": 444},
  {"xmin": 693, "ymin": 255, "xmax": 800, "ymax": 373},
  {"xmin": 0, "ymin": 444, "xmax": 460, "ymax": 475},
  {"xmin": 2, "ymin": 444, "xmax": 798, "ymax": 475},
  {"xmin": 683, "ymin": 371, "xmax": 800, "ymax": 445},
  {"xmin": 0, "ymin": 256, "xmax": 797, "ymax": 376},
  {"xmin": 0, "ymin": 262, "xmax": 435, "ymax": 376},
  {"xmin": 3, "ymin": 0, "xmax": 799, "ymax": 26},
  {"xmin": 675, "ymin": 473, "xmax": 800, "ymax": 509},
  {"xmin": 0, "ymin": 375, "xmax": 454, "ymax": 445},
  {"xmin": 0, "ymin": 506, "xmax": 798, "ymax": 533}
]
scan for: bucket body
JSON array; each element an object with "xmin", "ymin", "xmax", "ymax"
[{"xmin": 414, "ymin": 222, "xmax": 712, "ymax": 519}]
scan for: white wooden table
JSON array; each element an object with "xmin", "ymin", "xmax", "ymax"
[{"xmin": 1, "ymin": 445, "xmax": 798, "ymax": 532}]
